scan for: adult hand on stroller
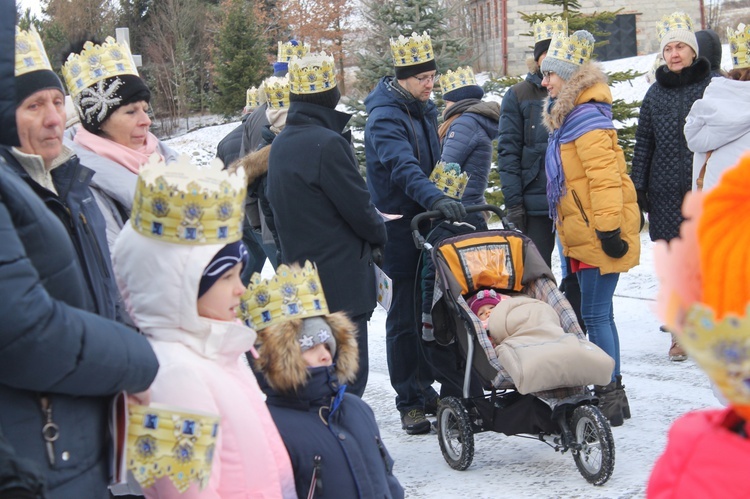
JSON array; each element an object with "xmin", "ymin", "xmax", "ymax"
[
  {"xmin": 506, "ymin": 204, "xmax": 526, "ymax": 232},
  {"xmin": 431, "ymin": 197, "xmax": 466, "ymax": 223},
  {"xmin": 371, "ymin": 245, "xmax": 384, "ymax": 266},
  {"xmin": 596, "ymin": 229, "xmax": 629, "ymax": 259}
]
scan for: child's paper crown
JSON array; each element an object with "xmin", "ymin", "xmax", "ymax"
[
  {"xmin": 288, "ymin": 52, "xmax": 337, "ymax": 94},
  {"xmin": 429, "ymin": 161, "xmax": 469, "ymax": 200},
  {"xmin": 14, "ymin": 27, "xmax": 53, "ymax": 77},
  {"xmin": 438, "ymin": 66, "xmax": 477, "ymax": 94},
  {"xmin": 728, "ymin": 23, "xmax": 750, "ymax": 69},
  {"xmin": 546, "ymin": 31, "xmax": 595, "ymax": 67},
  {"xmin": 130, "ymin": 154, "xmax": 246, "ymax": 245},
  {"xmin": 656, "ymin": 12, "xmax": 695, "ymax": 42},
  {"xmin": 390, "ymin": 31, "xmax": 435, "ymax": 67},
  {"xmin": 532, "ymin": 17, "xmax": 568, "ymax": 44},
  {"xmin": 246, "ymin": 86, "xmax": 261, "ymax": 108},
  {"xmin": 262, "ymin": 76, "xmax": 290, "ymax": 109},
  {"xmin": 61, "ymin": 36, "xmax": 140, "ymax": 98},
  {"xmin": 277, "ymin": 40, "xmax": 310, "ymax": 63}
]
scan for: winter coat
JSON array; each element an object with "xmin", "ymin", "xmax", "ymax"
[
  {"xmin": 497, "ymin": 65, "xmax": 552, "ymax": 216},
  {"xmin": 69, "ymin": 135, "xmax": 178, "ymax": 249},
  {"xmin": 215, "ymin": 117, "xmax": 247, "ymax": 168},
  {"xmin": 542, "ymin": 62, "xmax": 640, "ymax": 274},
  {"xmin": 268, "ymin": 102, "xmax": 387, "ymax": 317},
  {"xmin": 685, "ymin": 77, "xmax": 750, "ymax": 191},
  {"xmin": 631, "ymin": 57, "xmax": 713, "ymax": 242},
  {"xmin": 0, "ymin": 159, "xmax": 158, "ymax": 498},
  {"xmin": 0, "ymin": 425, "xmax": 45, "ymax": 498},
  {"xmin": 255, "ymin": 313, "xmax": 404, "ymax": 499},
  {"xmin": 365, "ymin": 77, "xmax": 444, "ymax": 277},
  {"xmin": 648, "ymin": 408, "xmax": 750, "ymax": 498},
  {"xmin": 239, "ymin": 102, "xmax": 270, "ymax": 158}
]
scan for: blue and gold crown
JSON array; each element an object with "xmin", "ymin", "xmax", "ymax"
[
  {"xmin": 288, "ymin": 52, "xmax": 337, "ymax": 94},
  {"xmin": 61, "ymin": 37, "xmax": 139, "ymax": 98},
  {"xmin": 127, "ymin": 403, "xmax": 220, "ymax": 492},
  {"xmin": 728, "ymin": 23, "xmax": 750, "ymax": 69},
  {"xmin": 246, "ymin": 86, "xmax": 261, "ymax": 108},
  {"xmin": 238, "ymin": 261, "xmax": 329, "ymax": 330},
  {"xmin": 277, "ymin": 40, "xmax": 310, "ymax": 63},
  {"xmin": 656, "ymin": 12, "xmax": 695, "ymax": 42},
  {"xmin": 547, "ymin": 31, "xmax": 595, "ymax": 67},
  {"xmin": 262, "ymin": 76, "xmax": 290, "ymax": 109},
  {"xmin": 130, "ymin": 154, "xmax": 246, "ymax": 245},
  {"xmin": 532, "ymin": 16, "xmax": 568, "ymax": 44},
  {"xmin": 438, "ymin": 66, "xmax": 477, "ymax": 94},
  {"xmin": 390, "ymin": 31, "xmax": 435, "ymax": 67},
  {"xmin": 14, "ymin": 27, "xmax": 53, "ymax": 77},
  {"xmin": 429, "ymin": 161, "xmax": 469, "ymax": 200}
]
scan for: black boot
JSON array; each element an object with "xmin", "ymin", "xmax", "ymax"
[
  {"xmin": 615, "ymin": 375, "xmax": 631, "ymax": 420},
  {"xmin": 594, "ymin": 381, "xmax": 624, "ymax": 427}
]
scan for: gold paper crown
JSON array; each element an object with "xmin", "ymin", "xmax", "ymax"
[
  {"xmin": 547, "ymin": 31, "xmax": 595, "ymax": 67},
  {"xmin": 15, "ymin": 27, "xmax": 53, "ymax": 77},
  {"xmin": 438, "ymin": 66, "xmax": 477, "ymax": 94},
  {"xmin": 429, "ymin": 161, "xmax": 469, "ymax": 200},
  {"xmin": 532, "ymin": 17, "xmax": 568, "ymax": 44},
  {"xmin": 246, "ymin": 86, "xmax": 260, "ymax": 108},
  {"xmin": 127, "ymin": 403, "xmax": 220, "ymax": 492},
  {"xmin": 656, "ymin": 12, "xmax": 695, "ymax": 42},
  {"xmin": 262, "ymin": 76, "xmax": 290, "ymax": 109},
  {"xmin": 390, "ymin": 31, "xmax": 435, "ymax": 67},
  {"xmin": 130, "ymin": 154, "xmax": 246, "ymax": 244},
  {"xmin": 288, "ymin": 52, "xmax": 337, "ymax": 95},
  {"xmin": 277, "ymin": 40, "xmax": 310, "ymax": 63},
  {"xmin": 238, "ymin": 261, "xmax": 329, "ymax": 330},
  {"xmin": 62, "ymin": 37, "xmax": 139, "ymax": 98},
  {"xmin": 728, "ymin": 23, "xmax": 750, "ymax": 69}
]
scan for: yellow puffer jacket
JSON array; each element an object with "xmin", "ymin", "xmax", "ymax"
[{"xmin": 542, "ymin": 62, "xmax": 640, "ymax": 274}]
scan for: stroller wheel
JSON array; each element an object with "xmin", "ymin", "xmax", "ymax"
[
  {"xmin": 568, "ymin": 405, "xmax": 615, "ymax": 486},
  {"xmin": 436, "ymin": 396, "xmax": 474, "ymax": 471}
]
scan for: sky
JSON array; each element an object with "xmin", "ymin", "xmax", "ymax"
[{"xmin": 17, "ymin": 0, "xmax": 42, "ymax": 17}]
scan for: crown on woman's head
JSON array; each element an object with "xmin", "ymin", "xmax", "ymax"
[
  {"xmin": 262, "ymin": 76, "xmax": 290, "ymax": 109},
  {"xmin": 277, "ymin": 40, "xmax": 310, "ymax": 63},
  {"xmin": 130, "ymin": 154, "xmax": 246, "ymax": 245},
  {"xmin": 14, "ymin": 27, "xmax": 53, "ymax": 77},
  {"xmin": 656, "ymin": 12, "xmax": 695, "ymax": 41},
  {"xmin": 61, "ymin": 37, "xmax": 139, "ymax": 97},
  {"xmin": 288, "ymin": 52, "xmax": 337, "ymax": 94},
  {"xmin": 547, "ymin": 31, "xmax": 595, "ymax": 67},
  {"xmin": 429, "ymin": 161, "xmax": 469, "ymax": 200},
  {"xmin": 238, "ymin": 261, "xmax": 329, "ymax": 330},
  {"xmin": 728, "ymin": 23, "xmax": 750, "ymax": 69},
  {"xmin": 390, "ymin": 31, "xmax": 435, "ymax": 67},
  {"xmin": 438, "ymin": 66, "xmax": 477, "ymax": 93},
  {"xmin": 532, "ymin": 17, "xmax": 568, "ymax": 43},
  {"xmin": 246, "ymin": 86, "xmax": 261, "ymax": 108}
]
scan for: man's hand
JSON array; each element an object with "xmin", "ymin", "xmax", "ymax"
[
  {"xmin": 431, "ymin": 197, "xmax": 467, "ymax": 222},
  {"xmin": 506, "ymin": 204, "xmax": 526, "ymax": 232}
]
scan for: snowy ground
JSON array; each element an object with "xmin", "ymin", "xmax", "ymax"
[{"xmin": 164, "ymin": 51, "xmax": 729, "ymax": 498}]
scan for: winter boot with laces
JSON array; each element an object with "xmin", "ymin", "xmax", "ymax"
[
  {"xmin": 594, "ymin": 380, "xmax": 624, "ymax": 427},
  {"xmin": 400, "ymin": 408, "xmax": 431, "ymax": 435},
  {"xmin": 615, "ymin": 375, "xmax": 631, "ymax": 420},
  {"xmin": 669, "ymin": 333, "xmax": 688, "ymax": 362}
]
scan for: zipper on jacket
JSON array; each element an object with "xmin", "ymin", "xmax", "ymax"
[
  {"xmin": 306, "ymin": 455, "xmax": 322, "ymax": 499},
  {"xmin": 40, "ymin": 396, "xmax": 59, "ymax": 466},
  {"xmin": 571, "ymin": 190, "xmax": 590, "ymax": 227},
  {"xmin": 375, "ymin": 436, "xmax": 393, "ymax": 474},
  {"xmin": 79, "ymin": 212, "xmax": 110, "ymax": 278}
]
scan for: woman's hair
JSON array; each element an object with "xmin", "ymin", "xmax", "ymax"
[{"xmin": 727, "ymin": 67, "xmax": 750, "ymax": 81}]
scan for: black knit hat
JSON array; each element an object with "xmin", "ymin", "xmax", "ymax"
[
  {"xmin": 443, "ymin": 84, "xmax": 484, "ymax": 103},
  {"xmin": 74, "ymin": 75, "xmax": 151, "ymax": 134},
  {"xmin": 534, "ymin": 39, "xmax": 552, "ymax": 63},
  {"xmin": 16, "ymin": 70, "xmax": 64, "ymax": 106},
  {"xmin": 198, "ymin": 241, "xmax": 249, "ymax": 297},
  {"xmin": 395, "ymin": 59, "xmax": 438, "ymax": 80},
  {"xmin": 290, "ymin": 86, "xmax": 341, "ymax": 109},
  {"xmin": 696, "ymin": 29, "xmax": 722, "ymax": 71}
]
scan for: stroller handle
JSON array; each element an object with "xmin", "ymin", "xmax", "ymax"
[{"xmin": 410, "ymin": 204, "xmax": 508, "ymax": 250}]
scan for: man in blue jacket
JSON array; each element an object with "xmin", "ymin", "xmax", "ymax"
[{"xmin": 364, "ymin": 32, "xmax": 466, "ymax": 434}]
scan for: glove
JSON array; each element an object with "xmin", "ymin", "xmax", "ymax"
[
  {"xmin": 506, "ymin": 204, "xmax": 526, "ymax": 232},
  {"xmin": 636, "ymin": 190, "xmax": 649, "ymax": 213},
  {"xmin": 597, "ymin": 229, "xmax": 629, "ymax": 259},
  {"xmin": 371, "ymin": 245, "xmax": 384, "ymax": 266},
  {"xmin": 431, "ymin": 197, "xmax": 467, "ymax": 223}
]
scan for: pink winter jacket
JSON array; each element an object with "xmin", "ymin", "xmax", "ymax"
[{"xmin": 113, "ymin": 223, "xmax": 296, "ymax": 498}]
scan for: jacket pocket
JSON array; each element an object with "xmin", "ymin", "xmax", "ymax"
[{"xmin": 571, "ymin": 190, "xmax": 590, "ymax": 227}]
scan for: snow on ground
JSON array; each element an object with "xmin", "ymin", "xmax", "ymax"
[{"xmin": 165, "ymin": 51, "xmax": 726, "ymax": 498}]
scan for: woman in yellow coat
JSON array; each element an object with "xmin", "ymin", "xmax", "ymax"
[{"xmin": 540, "ymin": 30, "xmax": 641, "ymax": 427}]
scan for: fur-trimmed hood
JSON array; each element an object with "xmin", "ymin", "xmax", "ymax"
[
  {"xmin": 233, "ymin": 144, "xmax": 270, "ymax": 187},
  {"xmin": 542, "ymin": 62, "xmax": 611, "ymax": 132},
  {"xmin": 255, "ymin": 312, "xmax": 359, "ymax": 394}
]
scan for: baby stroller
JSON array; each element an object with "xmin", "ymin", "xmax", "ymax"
[{"xmin": 411, "ymin": 205, "xmax": 615, "ymax": 486}]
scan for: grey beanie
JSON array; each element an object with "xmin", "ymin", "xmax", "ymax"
[
  {"xmin": 540, "ymin": 30, "xmax": 596, "ymax": 81},
  {"xmin": 298, "ymin": 316, "xmax": 336, "ymax": 358}
]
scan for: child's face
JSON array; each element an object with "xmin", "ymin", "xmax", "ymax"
[
  {"xmin": 197, "ymin": 263, "xmax": 245, "ymax": 321},
  {"xmin": 301, "ymin": 343, "xmax": 333, "ymax": 368},
  {"xmin": 476, "ymin": 303, "xmax": 495, "ymax": 321}
]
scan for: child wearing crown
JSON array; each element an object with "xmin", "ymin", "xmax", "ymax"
[
  {"xmin": 111, "ymin": 155, "xmax": 295, "ymax": 498},
  {"xmin": 248, "ymin": 262, "xmax": 404, "ymax": 499}
]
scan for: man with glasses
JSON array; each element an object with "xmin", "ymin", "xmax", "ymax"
[{"xmin": 364, "ymin": 31, "xmax": 466, "ymax": 435}]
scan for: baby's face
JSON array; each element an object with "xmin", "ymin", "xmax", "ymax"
[
  {"xmin": 302, "ymin": 343, "xmax": 332, "ymax": 368},
  {"xmin": 477, "ymin": 304, "xmax": 495, "ymax": 321}
]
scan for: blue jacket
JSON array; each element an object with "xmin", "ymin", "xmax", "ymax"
[
  {"xmin": 364, "ymin": 77, "xmax": 444, "ymax": 276},
  {"xmin": 497, "ymin": 71, "xmax": 551, "ymax": 216}
]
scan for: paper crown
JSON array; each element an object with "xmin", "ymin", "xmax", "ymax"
[
  {"xmin": 246, "ymin": 86, "xmax": 260, "ymax": 108},
  {"xmin": 288, "ymin": 52, "xmax": 337, "ymax": 94},
  {"xmin": 14, "ymin": 27, "xmax": 53, "ymax": 77},
  {"xmin": 262, "ymin": 76, "xmax": 290, "ymax": 109},
  {"xmin": 429, "ymin": 161, "xmax": 469, "ymax": 200},
  {"xmin": 547, "ymin": 31, "xmax": 595, "ymax": 67},
  {"xmin": 438, "ymin": 66, "xmax": 477, "ymax": 94},
  {"xmin": 61, "ymin": 37, "xmax": 139, "ymax": 98},
  {"xmin": 532, "ymin": 17, "xmax": 568, "ymax": 44},
  {"xmin": 238, "ymin": 261, "xmax": 329, "ymax": 330},
  {"xmin": 130, "ymin": 154, "xmax": 246, "ymax": 245},
  {"xmin": 656, "ymin": 12, "xmax": 695, "ymax": 42},
  {"xmin": 127, "ymin": 403, "xmax": 220, "ymax": 492},
  {"xmin": 728, "ymin": 23, "xmax": 750, "ymax": 69},
  {"xmin": 390, "ymin": 31, "xmax": 435, "ymax": 67},
  {"xmin": 277, "ymin": 40, "xmax": 310, "ymax": 63}
]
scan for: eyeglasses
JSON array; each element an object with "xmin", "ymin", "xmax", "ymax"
[
  {"xmin": 542, "ymin": 70, "xmax": 556, "ymax": 79},
  {"xmin": 412, "ymin": 74, "xmax": 438, "ymax": 84}
]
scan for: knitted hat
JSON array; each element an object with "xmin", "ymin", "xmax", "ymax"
[
  {"xmin": 657, "ymin": 12, "xmax": 699, "ymax": 58},
  {"xmin": 439, "ymin": 66, "xmax": 483, "ymax": 102},
  {"xmin": 696, "ymin": 29, "xmax": 722, "ymax": 71},
  {"xmin": 298, "ymin": 316, "xmax": 336, "ymax": 358},
  {"xmin": 390, "ymin": 32, "xmax": 438, "ymax": 80},
  {"xmin": 467, "ymin": 289, "xmax": 502, "ymax": 316},
  {"xmin": 540, "ymin": 30, "xmax": 596, "ymax": 81},
  {"xmin": 198, "ymin": 241, "xmax": 249, "ymax": 297},
  {"xmin": 534, "ymin": 39, "xmax": 552, "ymax": 63},
  {"xmin": 272, "ymin": 62, "xmax": 288, "ymax": 77},
  {"xmin": 14, "ymin": 27, "xmax": 65, "ymax": 105}
]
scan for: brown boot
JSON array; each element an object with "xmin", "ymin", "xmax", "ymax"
[
  {"xmin": 669, "ymin": 334, "xmax": 687, "ymax": 362},
  {"xmin": 594, "ymin": 380, "xmax": 624, "ymax": 427},
  {"xmin": 615, "ymin": 375, "xmax": 631, "ymax": 420}
]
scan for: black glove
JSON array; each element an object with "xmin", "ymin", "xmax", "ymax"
[
  {"xmin": 506, "ymin": 204, "xmax": 526, "ymax": 232},
  {"xmin": 596, "ymin": 229, "xmax": 629, "ymax": 259},
  {"xmin": 431, "ymin": 197, "xmax": 467, "ymax": 223},
  {"xmin": 636, "ymin": 190, "xmax": 649, "ymax": 213},
  {"xmin": 371, "ymin": 245, "xmax": 384, "ymax": 266}
]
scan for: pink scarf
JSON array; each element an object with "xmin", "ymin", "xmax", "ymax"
[{"xmin": 73, "ymin": 126, "xmax": 162, "ymax": 174}]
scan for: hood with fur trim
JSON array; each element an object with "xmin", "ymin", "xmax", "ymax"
[
  {"xmin": 255, "ymin": 312, "xmax": 359, "ymax": 394},
  {"xmin": 233, "ymin": 144, "xmax": 270, "ymax": 188},
  {"xmin": 542, "ymin": 62, "xmax": 610, "ymax": 132}
]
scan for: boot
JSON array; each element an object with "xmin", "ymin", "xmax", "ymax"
[
  {"xmin": 669, "ymin": 333, "xmax": 688, "ymax": 362},
  {"xmin": 594, "ymin": 381, "xmax": 624, "ymax": 427},
  {"xmin": 615, "ymin": 375, "xmax": 631, "ymax": 420}
]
